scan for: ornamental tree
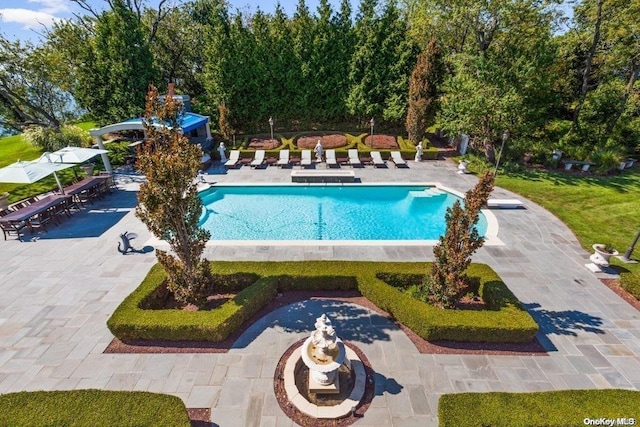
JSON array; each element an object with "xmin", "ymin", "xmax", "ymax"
[
  {"xmin": 426, "ymin": 172, "xmax": 495, "ymax": 308},
  {"xmin": 136, "ymin": 85, "xmax": 212, "ymax": 307},
  {"xmin": 406, "ymin": 38, "xmax": 443, "ymax": 144}
]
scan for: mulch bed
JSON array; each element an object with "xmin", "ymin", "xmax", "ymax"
[
  {"xmin": 297, "ymin": 134, "xmax": 347, "ymax": 149},
  {"xmin": 600, "ymin": 278, "xmax": 640, "ymax": 311},
  {"xmin": 247, "ymin": 138, "xmax": 279, "ymax": 149},
  {"xmin": 273, "ymin": 338, "xmax": 375, "ymax": 426},
  {"xmin": 104, "ymin": 290, "xmax": 546, "ymax": 356},
  {"xmin": 363, "ymin": 134, "xmax": 398, "ymax": 149},
  {"xmin": 187, "ymin": 408, "xmax": 211, "ymax": 427}
]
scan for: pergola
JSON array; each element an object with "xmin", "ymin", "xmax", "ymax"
[{"xmin": 89, "ymin": 112, "xmax": 212, "ymax": 174}]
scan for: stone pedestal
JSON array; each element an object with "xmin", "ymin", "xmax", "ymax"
[{"xmin": 309, "ymin": 372, "xmax": 340, "ymax": 394}]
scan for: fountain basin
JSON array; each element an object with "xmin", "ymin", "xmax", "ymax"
[
  {"xmin": 283, "ymin": 345, "xmax": 366, "ymax": 419},
  {"xmin": 300, "ymin": 336, "xmax": 346, "ymax": 387}
]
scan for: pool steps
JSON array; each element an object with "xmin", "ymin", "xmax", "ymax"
[{"xmin": 408, "ymin": 188, "xmax": 446, "ymax": 198}]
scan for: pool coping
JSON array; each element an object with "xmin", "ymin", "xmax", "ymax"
[{"xmin": 149, "ymin": 182, "xmax": 503, "ymax": 247}]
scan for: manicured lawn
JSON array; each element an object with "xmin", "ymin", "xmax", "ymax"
[
  {"xmin": 439, "ymin": 389, "xmax": 640, "ymax": 427},
  {"xmin": 0, "ymin": 123, "xmax": 95, "ymax": 203},
  {"xmin": 496, "ymin": 169, "xmax": 640, "ymax": 299},
  {"xmin": 0, "ymin": 389, "xmax": 191, "ymax": 427}
]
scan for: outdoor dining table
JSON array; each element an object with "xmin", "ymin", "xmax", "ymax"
[
  {"xmin": 63, "ymin": 176, "xmax": 109, "ymax": 204},
  {"xmin": 0, "ymin": 194, "xmax": 72, "ymax": 224}
]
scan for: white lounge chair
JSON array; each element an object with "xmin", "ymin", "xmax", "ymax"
[
  {"xmin": 224, "ymin": 150, "xmax": 240, "ymax": 168},
  {"xmin": 325, "ymin": 149, "xmax": 338, "ymax": 168},
  {"xmin": 277, "ymin": 149, "xmax": 290, "ymax": 167},
  {"xmin": 301, "ymin": 150, "xmax": 312, "ymax": 168},
  {"xmin": 390, "ymin": 151, "xmax": 408, "ymax": 168},
  {"xmin": 250, "ymin": 150, "xmax": 266, "ymax": 168},
  {"xmin": 371, "ymin": 151, "xmax": 386, "ymax": 167},
  {"xmin": 348, "ymin": 149, "xmax": 361, "ymax": 167}
]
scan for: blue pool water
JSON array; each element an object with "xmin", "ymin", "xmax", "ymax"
[{"xmin": 198, "ymin": 185, "xmax": 487, "ymax": 241}]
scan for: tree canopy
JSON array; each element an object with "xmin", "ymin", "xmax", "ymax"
[{"xmin": 0, "ymin": 0, "xmax": 638, "ymax": 162}]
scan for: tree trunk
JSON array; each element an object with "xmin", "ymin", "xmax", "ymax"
[
  {"xmin": 605, "ymin": 61, "xmax": 640, "ymax": 135},
  {"xmin": 572, "ymin": 0, "xmax": 605, "ymax": 131}
]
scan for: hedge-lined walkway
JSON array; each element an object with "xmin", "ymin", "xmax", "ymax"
[{"xmin": 0, "ymin": 159, "xmax": 639, "ymax": 426}]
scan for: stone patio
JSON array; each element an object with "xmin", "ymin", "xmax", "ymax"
[{"xmin": 0, "ymin": 158, "xmax": 638, "ymax": 426}]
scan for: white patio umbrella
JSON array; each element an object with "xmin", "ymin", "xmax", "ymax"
[
  {"xmin": 36, "ymin": 146, "xmax": 109, "ymax": 164},
  {"xmin": 0, "ymin": 160, "xmax": 74, "ymax": 193}
]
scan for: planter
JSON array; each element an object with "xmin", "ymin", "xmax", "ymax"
[
  {"xmin": 590, "ymin": 244, "xmax": 619, "ymax": 267},
  {"xmin": 0, "ymin": 194, "xmax": 9, "ymax": 211}
]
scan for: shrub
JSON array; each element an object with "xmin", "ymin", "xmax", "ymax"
[
  {"xmin": 375, "ymin": 272, "xmax": 424, "ymax": 290},
  {"xmin": 23, "ymin": 125, "xmax": 92, "ymax": 152},
  {"xmin": 439, "ymin": 390, "xmax": 640, "ymax": 427},
  {"xmin": 108, "ymin": 261, "xmax": 537, "ymax": 343},
  {"xmin": 105, "ymin": 140, "xmax": 134, "ymax": 166},
  {"xmin": 589, "ymin": 145, "xmax": 626, "ymax": 174},
  {"xmin": 0, "ymin": 390, "xmax": 191, "ymax": 427},
  {"xmin": 108, "ymin": 271, "xmax": 277, "ymax": 341}
]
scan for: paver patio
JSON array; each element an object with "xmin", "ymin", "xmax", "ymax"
[{"xmin": 0, "ymin": 158, "xmax": 638, "ymax": 426}]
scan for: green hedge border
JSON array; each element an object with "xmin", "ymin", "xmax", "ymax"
[
  {"xmin": 107, "ymin": 262, "xmax": 538, "ymax": 343},
  {"xmin": 439, "ymin": 390, "xmax": 640, "ymax": 426},
  {"xmin": 0, "ymin": 390, "xmax": 191, "ymax": 427}
]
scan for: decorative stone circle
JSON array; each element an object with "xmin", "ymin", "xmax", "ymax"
[{"xmin": 273, "ymin": 338, "xmax": 374, "ymax": 426}]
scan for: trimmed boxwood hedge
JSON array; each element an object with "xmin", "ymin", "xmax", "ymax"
[
  {"xmin": 107, "ymin": 264, "xmax": 278, "ymax": 341},
  {"xmin": 0, "ymin": 390, "xmax": 191, "ymax": 427},
  {"xmin": 439, "ymin": 390, "xmax": 640, "ymax": 427},
  {"xmin": 107, "ymin": 262, "xmax": 538, "ymax": 343}
]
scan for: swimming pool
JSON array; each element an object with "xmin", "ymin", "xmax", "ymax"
[{"xmin": 198, "ymin": 184, "xmax": 489, "ymax": 241}]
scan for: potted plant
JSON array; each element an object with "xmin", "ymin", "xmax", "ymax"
[
  {"xmin": 591, "ymin": 243, "xmax": 619, "ymax": 266},
  {"xmin": 0, "ymin": 192, "xmax": 9, "ymax": 211}
]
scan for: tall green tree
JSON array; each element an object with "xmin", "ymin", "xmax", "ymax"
[
  {"xmin": 347, "ymin": 0, "xmax": 416, "ymax": 125},
  {"xmin": 76, "ymin": 0, "xmax": 156, "ymax": 125},
  {"xmin": 437, "ymin": 0, "xmax": 559, "ymax": 161},
  {"xmin": 145, "ymin": 3, "xmax": 206, "ymax": 96},
  {"xmin": 136, "ymin": 86, "xmax": 212, "ymax": 307},
  {"xmin": 0, "ymin": 35, "xmax": 78, "ymax": 131},
  {"xmin": 290, "ymin": 0, "xmax": 315, "ymax": 116}
]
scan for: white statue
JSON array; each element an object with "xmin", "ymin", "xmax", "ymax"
[
  {"xmin": 415, "ymin": 141, "xmax": 423, "ymax": 162},
  {"xmin": 218, "ymin": 142, "xmax": 227, "ymax": 162},
  {"xmin": 314, "ymin": 140, "xmax": 323, "ymax": 162}
]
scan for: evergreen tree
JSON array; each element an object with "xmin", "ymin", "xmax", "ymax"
[
  {"xmin": 136, "ymin": 86, "xmax": 212, "ymax": 307},
  {"xmin": 426, "ymin": 172, "xmax": 495, "ymax": 309},
  {"xmin": 406, "ymin": 38, "xmax": 442, "ymax": 143},
  {"xmin": 76, "ymin": 0, "xmax": 156, "ymax": 125},
  {"xmin": 347, "ymin": 0, "xmax": 381, "ymax": 120},
  {"xmin": 347, "ymin": 0, "xmax": 416, "ymax": 125}
]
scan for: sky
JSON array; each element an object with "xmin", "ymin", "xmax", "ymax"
[{"xmin": 0, "ymin": 0, "xmax": 353, "ymax": 43}]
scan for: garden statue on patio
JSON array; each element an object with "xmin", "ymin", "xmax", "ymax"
[
  {"xmin": 314, "ymin": 140, "xmax": 323, "ymax": 162},
  {"xmin": 217, "ymin": 142, "xmax": 227, "ymax": 162},
  {"xmin": 415, "ymin": 141, "xmax": 423, "ymax": 161},
  {"xmin": 117, "ymin": 231, "xmax": 138, "ymax": 254}
]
